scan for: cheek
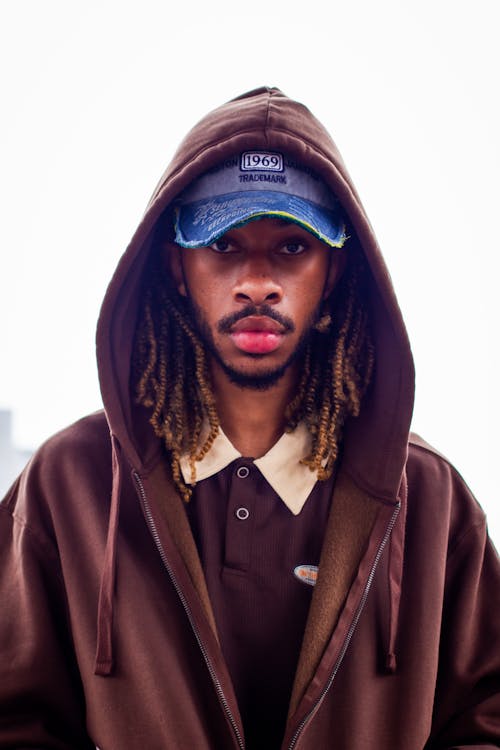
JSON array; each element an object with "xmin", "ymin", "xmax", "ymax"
[
  {"xmin": 188, "ymin": 284, "xmax": 228, "ymax": 329},
  {"xmin": 181, "ymin": 263, "xmax": 223, "ymax": 314},
  {"xmin": 288, "ymin": 265, "xmax": 330, "ymax": 310}
]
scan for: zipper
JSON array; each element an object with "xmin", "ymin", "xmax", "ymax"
[
  {"xmin": 133, "ymin": 471, "xmax": 245, "ymax": 750},
  {"xmin": 287, "ymin": 502, "xmax": 401, "ymax": 750}
]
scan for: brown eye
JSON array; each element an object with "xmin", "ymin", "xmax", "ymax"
[
  {"xmin": 209, "ymin": 237, "xmax": 234, "ymax": 253},
  {"xmin": 280, "ymin": 242, "xmax": 306, "ymax": 255}
]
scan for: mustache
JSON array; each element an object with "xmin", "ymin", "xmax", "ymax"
[{"xmin": 217, "ymin": 305, "xmax": 295, "ymax": 334}]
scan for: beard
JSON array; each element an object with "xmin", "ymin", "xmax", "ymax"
[{"xmin": 185, "ymin": 299, "xmax": 319, "ymax": 391}]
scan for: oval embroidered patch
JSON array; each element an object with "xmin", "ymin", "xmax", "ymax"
[{"xmin": 294, "ymin": 564, "xmax": 319, "ymax": 586}]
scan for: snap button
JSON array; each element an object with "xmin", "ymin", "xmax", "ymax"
[
  {"xmin": 235, "ymin": 507, "xmax": 250, "ymax": 521},
  {"xmin": 236, "ymin": 466, "xmax": 250, "ymax": 479}
]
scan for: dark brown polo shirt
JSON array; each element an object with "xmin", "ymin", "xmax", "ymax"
[{"xmin": 183, "ymin": 428, "xmax": 335, "ymax": 749}]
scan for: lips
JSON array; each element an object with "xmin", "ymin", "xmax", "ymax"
[{"xmin": 229, "ymin": 316, "xmax": 286, "ymax": 354}]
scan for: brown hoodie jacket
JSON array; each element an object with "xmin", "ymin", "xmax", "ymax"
[{"xmin": 1, "ymin": 86, "xmax": 499, "ymax": 749}]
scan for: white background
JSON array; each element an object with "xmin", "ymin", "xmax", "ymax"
[{"xmin": 0, "ymin": 0, "xmax": 498, "ymax": 544}]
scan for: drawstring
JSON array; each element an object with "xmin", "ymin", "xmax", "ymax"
[
  {"xmin": 384, "ymin": 472, "xmax": 408, "ymax": 674},
  {"xmin": 94, "ymin": 433, "xmax": 122, "ymax": 676}
]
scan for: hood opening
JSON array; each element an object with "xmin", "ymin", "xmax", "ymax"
[{"xmin": 93, "ymin": 86, "xmax": 415, "ymax": 677}]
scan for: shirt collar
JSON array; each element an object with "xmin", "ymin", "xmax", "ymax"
[{"xmin": 179, "ymin": 423, "xmax": 318, "ymax": 515}]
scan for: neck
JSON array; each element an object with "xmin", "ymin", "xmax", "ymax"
[{"xmin": 210, "ymin": 361, "xmax": 299, "ymax": 458}]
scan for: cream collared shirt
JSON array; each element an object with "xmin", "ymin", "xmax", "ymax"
[{"xmin": 179, "ymin": 422, "xmax": 319, "ymax": 516}]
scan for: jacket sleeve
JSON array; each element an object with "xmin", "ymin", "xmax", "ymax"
[
  {"xmin": 426, "ymin": 514, "xmax": 500, "ymax": 749},
  {"xmin": 0, "ymin": 478, "xmax": 95, "ymax": 750}
]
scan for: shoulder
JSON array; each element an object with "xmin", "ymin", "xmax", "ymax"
[
  {"xmin": 35, "ymin": 410, "xmax": 111, "ymax": 461},
  {"xmin": 408, "ymin": 432, "xmax": 456, "ymax": 466},
  {"xmin": 1, "ymin": 411, "xmax": 113, "ymax": 528},
  {"xmin": 31, "ymin": 410, "xmax": 110, "ymax": 472},
  {"xmin": 406, "ymin": 432, "xmax": 488, "ymax": 550},
  {"xmin": 407, "ymin": 431, "xmax": 476, "ymax": 496}
]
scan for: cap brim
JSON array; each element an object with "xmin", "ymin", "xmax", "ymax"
[{"xmin": 174, "ymin": 191, "xmax": 347, "ymax": 249}]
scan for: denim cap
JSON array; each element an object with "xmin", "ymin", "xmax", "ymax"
[{"xmin": 173, "ymin": 151, "xmax": 347, "ymax": 249}]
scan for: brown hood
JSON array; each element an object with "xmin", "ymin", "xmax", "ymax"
[{"xmin": 96, "ymin": 85, "xmax": 414, "ymax": 502}]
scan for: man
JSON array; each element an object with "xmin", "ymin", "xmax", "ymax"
[{"xmin": 0, "ymin": 86, "xmax": 499, "ymax": 749}]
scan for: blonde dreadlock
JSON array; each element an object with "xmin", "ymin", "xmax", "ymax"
[{"xmin": 133, "ymin": 236, "xmax": 374, "ymax": 502}]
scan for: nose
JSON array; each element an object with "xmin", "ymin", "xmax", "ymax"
[{"xmin": 232, "ymin": 259, "xmax": 283, "ymax": 306}]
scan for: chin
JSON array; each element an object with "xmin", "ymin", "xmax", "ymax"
[{"xmin": 219, "ymin": 360, "xmax": 291, "ymax": 391}]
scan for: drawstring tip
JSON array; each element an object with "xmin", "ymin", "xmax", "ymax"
[
  {"xmin": 384, "ymin": 652, "xmax": 397, "ymax": 674},
  {"xmin": 94, "ymin": 658, "xmax": 114, "ymax": 677}
]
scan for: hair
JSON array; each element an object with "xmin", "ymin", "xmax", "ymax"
[{"xmin": 132, "ymin": 227, "xmax": 375, "ymax": 502}]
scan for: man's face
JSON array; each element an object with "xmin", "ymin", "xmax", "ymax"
[{"xmin": 168, "ymin": 217, "xmax": 345, "ymax": 389}]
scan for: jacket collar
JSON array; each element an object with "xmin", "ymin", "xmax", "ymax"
[{"xmin": 179, "ymin": 422, "xmax": 319, "ymax": 515}]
